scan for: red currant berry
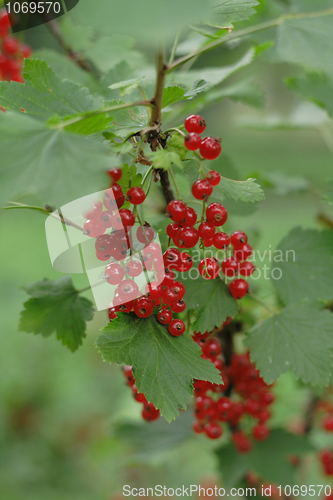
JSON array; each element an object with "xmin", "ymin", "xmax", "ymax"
[
  {"xmin": 166, "ymin": 200, "xmax": 187, "ymax": 223},
  {"xmin": 202, "ymin": 339, "xmax": 221, "ymax": 358},
  {"xmin": 145, "ymin": 281, "xmax": 163, "ymax": 300},
  {"xmin": 170, "ymin": 299, "xmax": 186, "ymax": 313},
  {"xmin": 192, "ymin": 179, "xmax": 213, "ymax": 201},
  {"xmin": 204, "ymin": 423, "xmax": 223, "ymax": 440},
  {"xmin": 157, "ymin": 308, "xmax": 173, "ymax": 325},
  {"xmin": 125, "ymin": 260, "xmax": 143, "ymax": 277},
  {"xmin": 198, "ymin": 222, "xmax": 215, "ymax": 240},
  {"xmin": 2, "ymin": 37, "xmax": 19, "ymax": 55},
  {"xmin": 161, "ymin": 287, "xmax": 178, "ymax": 306},
  {"xmin": 176, "ymin": 226, "xmax": 199, "ymax": 249},
  {"xmin": 163, "ymin": 248, "xmax": 181, "ymax": 269},
  {"xmin": 253, "ymin": 424, "xmax": 270, "ymax": 441},
  {"xmin": 104, "ymin": 184, "xmax": 125, "ymax": 210},
  {"xmin": 105, "ymin": 262, "xmax": 125, "ymax": 285},
  {"xmin": 230, "ymin": 231, "xmax": 248, "ymax": 247},
  {"xmin": 137, "ymin": 224, "xmax": 155, "ymax": 244},
  {"xmin": 221, "ymin": 257, "xmax": 238, "ymax": 277},
  {"xmin": 178, "ymin": 252, "xmax": 193, "ymax": 272},
  {"xmin": 323, "ymin": 415, "xmax": 333, "ymax": 432},
  {"xmin": 134, "ymin": 297, "xmax": 154, "ymax": 318},
  {"xmin": 206, "ymin": 203, "xmax": 227, "ymax": 226},
  {"xmin": 95, "ymin": 234, "xmax": 113, "ymax": 253},
  {"xmin": 184, "ymin": 132, "xmax": 202, "ymax": 151},
  {"xmin": 213, "ymin": 232, "xmax": 230, "ymax": 250},
  {"xmin": 111, "ymin": 209, "xmax": 135, "ymax": 231},
  {"xmin": 0, "ymin": 10, "xmax": 11, "ymax": 38},
  {"xmin": 117, "ymin": 279, "xmax": 139, "ymax": 301},
  {"xmin": 232, "ymin": 431, "xmax": 252, "ymax": 453},
  {"xmin": 170, "ymin": 281, "xmax": 185, "ymax": 300},
  {"xmin": 160, "ymin": 267, "xmax": 175, "ymax": 286},
  {"xmin": 107, "ymin": 168, "xmax": 122, "ymax": 183},
  {"xmin": 217, "ymin": 397, "xmax": 232, "ymax": 421},
  {"xmin": 199, "ymin": 258, "xmax": 220, "ymax": 280},
  {"xmin": 204, "ymin": 238, "xmax": 214, "ymax": 247},
  {"xmin": 20, "ymin": 43, "xmax": 32, "ymax": 58},
  {"xmin": 183, "ymin": 207, "xmax": 198, "ymax": 227},
  {"xmin": 193, "ymin": 421, "xmax": 205, "ymax": 434},
  {"xmin": 83, "ymin": 219, "xmax": 105, "ymax": 238},
  {"xmin": 84, "ymin": 200, "xmax": 103, "ymax": 220},
  {"xmin": 233, "ymin": 244, "xmax": 252, "ymax": 262},
  {"xmin": 200, "ymin": 137, "xmax": 222, "ymax": 160},
  {"xmin": 108, "ymin": 307, "xmax": 117, "ymax": 321},
  {"xmin": 169, "ymin": 319, "xmax": 186, "ymax": 336},
  {"xmin": 167, "ymin": 222, "xmax": 180, "ymax": 239},
  {"xmin": 229, "ymin": 279, "xmax": 249, "ymax": 299},
  {"xmin": 118, "ymin": 299, "xmax": 135, "ymax": 313},
  {"xmin": 206, "ymin": 170, "xmax": 221, "ymax": 186},
  {"xmin": 142, "ymin": 403, "xmax": 160, "ymax": 422},
  {"xmin": 239, "ymin": 261, "xmax": 255, "ymax": 277},
  {"xmin": 127, "ymin": 186, "xmax": 146, "ymax": 205},
  {"xmin": 99, "ymin": 210, "xmax": 113, "ymax": 228},
  {"xmin": 123, "ymin": 365, "xmax": 135, "ymax": 386},
  {"xmin": 132, "ymin": 385, "xmax": 148, "ymax": 404},
  {"xmin": 143, "ymin": 242, "xmax": 162, "ymax": 259},
  {"xmin": 185, "ymin": 114, "xmax": 206, "ymax": 134}
]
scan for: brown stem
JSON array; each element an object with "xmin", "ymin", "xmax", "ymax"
[
  {"xmin": 304, "ymin": 393, "xmax": 320, "ymax": 434},
  {"xmin": 150, "ymin": 52, "xmax": 167, "ymax": 126},
  {"xmin": 317, "ymin": 212, "xmax": 333, "ymax": 230},
  {"xmin": 158, "ymin": 169, "xmax": 175, "ymax": 204}
]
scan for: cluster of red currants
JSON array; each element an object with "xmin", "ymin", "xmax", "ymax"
[
  {"xmin": 320, "ymin": 450, "xmax": 333, "ymax": 476},
  {"xmin": 123, "ymin": 366, "xmax": 160, "ymax": 422},
  {"xmin": 192, "ymin": 331, "xmax": 274, "ymax": 451},
  {"xmin": 184, "ymin": 114, "xmax": 222, "ymax": 160},
  {"xmin": 0, "ymin": 9, "xmax": 32, "ymax": 82},
  {"xmin": 317, "ymin": 400, "xmax": 333, "ymax": 476}
]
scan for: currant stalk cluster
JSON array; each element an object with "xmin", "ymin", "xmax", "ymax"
[{"xmin": 0, "ymin": 9, "xmax": 32, "ymax": 82}]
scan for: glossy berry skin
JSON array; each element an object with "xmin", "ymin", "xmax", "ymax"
[
  {"xmin": 253, "ymin": 424, "xmax": 270, "ymax": 441},
  {"xmin": 99, "ymin": 210, "xmax": 114, "ymax": 229},
  {"xmin": 178, "ymin": 252, "xmax": 193, "ymax": 272},
  {"xmin": 183, "ymin": 207, "xmax": 198, "ymax": 227},
  {"xmin": 108, "ymin": 307, "xmax": 117, "ymax": 321},
  {"xmin": 184, "ymin": 133, "xmax": 202, "ymax": 151},
  {"xmin": 199, "ymin": 258, "xmax": 220, "ymax": 280},
  {"xmin": 204, "ymin": 423, "xmax": 223, "ymax": 440},
  {"xmin": 213, "ymin": 232, "xmax": 230, "ymax": 250},
  {"xmin": 83, "ymin": 219, "xmax": 105, "ymax": 238},
  {"xmin": 169, "ymin": 319, "xmax": 186, "ymax": 337},
  {"xmin": 200, "ymin": 137, "xmax": 222, "ymax": 160},
  {"xmin": 206, "ymin": 170, "xmax": 221, "ymax": 186},
  {"xmin": 185, "ymin": 114, "xmax": 206, "ymax": 134},
  {"xmin": 170, "ymin": 281, "xmax": 185, "ymax": 300},
  {"xmin": 229, "ymin": 278, "xmax": 249, "ymax": 299},
  {"xmin": 161, "ymin": 287, "xmax": 178, "ymax": 305},
  {"xmin": 239, "ymin": 261, "xmax": 255, "ymax": 277},
  {"xmin": 142, "ymin": 403, "xmax": 160, "ymax": 422},
  {"xmin": 143, "ymin": 242, "xmax": 162, "ymax": 259},
  {"xmin": 84, "ymin": 201, "xmax": 103, "ymax": 220},
  {"xmin": 171, "ymin": 299, "xmax": 186, "ymax": 313},
  {"xmin": 134, "ymin": 297, "xmax": 154, "ymax": 318},
  {"xmin": 163, "ymin": 248, "xmax": 181, "ymax": 269},
  {"xmin": 230, "ymin": 231, "xmax": 248, "ymax": 247},
  {"xmin": 117, "ymin": 279, "xmax": 139, "ymax": 301},
  {"xmin": 192, "ymin": 179, "xmax": 213, "ymax": 201},
  {"xmin": 175, "ymin": 226, "xmax": 199, "ymax": 249},
  {"xmin": 157, "ymin": 308, "xmax": 173, "ymax": 325},
  {"xmin": 233, "ymin": 243, "xmax": 252, "ymax": 262},
  {"xmin": 167, "ymin": 222, "xmax": 180, "ymax": 239},
  {"xmin": 127, "ymin": 186, "xmax": 146, "ymax": 205},
  {"xmin": 137, "ymin": 224, "xmax": 155, "ymax": 244},
  {"xmin": 198, "ymin": 222, "xmax": 215, "ymax": 240},
  {"xmin": 105, "ymin": 262, "xmax": 125, "ymax": 285},
  {"xmin": 206, "ymin": 203, "xmax": 227, "ymax": 226},
  {"xmin": 166, "ymin": 200, "xmax": 187, "ymax": 223},
  {"xmin": 123, "ymin": 366, "xmax": 135, "ymax": 386},
  {"xmin": 107, "ymin": 168, "xmax": 122, "ymax": 183},
  {"xmin": 103, "ymin": 184, "xmax": 125, "ymax": 210},
  {"xmin": 323, "ymin": 415, "xmax": 333, "ymax": 432},
  {"xmin": 204, "ymin": 238, "xmax": 213, "ymax": 247},
  {"xmin": 145, "ymin": 281, "xmax": 163, "ymax": 300},
  {"xmin": 112, "ymin": 209, "xmax": 135, "ymax": 231},
  {"xmin": 125, "ymin": 260, "xmax": 143, "ymax": 277},
  {"xmin": 202, "ymin": 339, "xmax": 221, "ymax": 357},
  {"xmin": 221, "ymin": 257, "xmax": 239, "ymax": 277}
]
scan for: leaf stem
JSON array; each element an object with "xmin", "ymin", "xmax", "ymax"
[
  {"xmin": 249, "ymin": 293, "xmax": 275, "ymax": 315},
  {"xmin": 168, "ymin": 166, "xmax": 182, "ymax": 200},
  {"xmin": 168, "ymin": 29, "xmax": 181, "ymax": 65}
]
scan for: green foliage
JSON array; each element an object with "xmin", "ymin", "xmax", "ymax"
[
  {"xmin": 286, "ymin": 73, "xmax": 333, "ymax": 118},
  {"xmin": 0, "ymin": 59, "xmax": 103, "ymax": 120},
  {"xmin": 96, "ymin": 314, "xmax": 222, "ymax": 421},
  {"xmin": 216, "ymin": 430, "xmax": 313, "ymax": 487},
  {"xmin": 0, "ymin": 112, "xmax": 111, "ymax": 206},
  {"xmin": 166, "ymin": 133, "xmax": 188, "ymax": 160},
  {"xmin": 149, "ymin": 149, "xmax": 183, "ymax": 170},
  {"xmin": 207, "ymin": 0, "xmax": 259, "ymax": 28},
  {"xmin": 162, "ymin": 86, "xmax": 187, "ymax": 108},
  {"xmin": 273, "ymin": 228, "xmax": 333, "ymax": 305},
  {"xmin": 109, "ymin": 77, "xmax": 145, "ymax": 97},
  {"xmin": 245, "ymin": 301, "xmax": 333, "ymax": 386},
  {"xmin": 178, "ymin": 272, "xmax": 238, "ymax": 331},
  {"xmin": 19, "ymin": 277, "xmax": 94, "ymax": 352},
  {"xmin": 106, "ymin": 100, "xmax": 147, "ymax": 138}
]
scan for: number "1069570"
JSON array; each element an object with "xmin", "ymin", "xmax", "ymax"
[{"xmin": 5, "ymin": 2, "xmax": 61, "ymax": 14}]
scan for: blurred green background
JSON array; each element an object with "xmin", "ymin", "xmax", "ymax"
[{"xmin": 1, "ymin": 0, "xmax": 333, "ymax": 498}]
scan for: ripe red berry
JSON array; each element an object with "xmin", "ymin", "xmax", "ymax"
[
  {"xmin": 206, "ymin": 170, "xmax": 221, "ymax": 186},
  {"xmin": 112, "ymin": 208, "xmax": 135, "ymax": 231},
  {"xmin": 193, "ymin": 421, "xmax": 205, "ymax": 434},
  {"xmin": 198, "ymin": 222, "xmax": 215, "ymax": 240},
  {"xmin": 178, "ymin": 252, "xmax": 193, "ymax": 272},
  {"xmin": 0, "ymin": 10, "xmax": 11, "ymax": 38},
  {"xmin": 137, "ymin": 224, "xmax": 155, "ymax": 244},
  {"xmin": 323, "ymin": 415, "xmax": 333, "ymax": 432},
  {"xmin": 125, "ymin": 260, "xmax": 143, "ymax": 277},
  {"xmin": 20, "ymin": 43, "xmax": 32, "ymax": 58},
  {"xmin": 145, "ymin": 281, "xmax": 163, "ymax": 300},
  {"xmin": 123, "ymin": 365, "xmax": 135, "ymax": 386},
  {"xmin": 167, "ymin": 222, "xmax": 180, "ymax": 239},
  {"xmin": 166, "ymin": 200, "xmax": 187, "ymax": 223},
  {"xmin": 206, "ymin": 203, "xmax": 227, "ymax": 226},
  {"xmin": 163, "ymin": 248, "xmax": 181, "ymax": 269},
  {"xmin": 199, "ymin": 258, "xmax": 220, "ymax": 280},
  {"xmin": 104, "ymin": 184, "xmax": 125, "ymax": 210},
  {"xmin": 183, "ymin": 207, "xmax": 198, "ymax": 227},
  {"xmin": 142, "ymin": 403, "xmax": 160, "ymax": 422},
  {"xmin": 253, "ymin": 424, "xmax": 270, "ymax": 441},
  {"xmin": 117, "ymin": 279, "xmax": 139, "ymax": 301},
  {"xmin": 239, "ymin": 261, "xmax": 255, "ymax": 277},
  {"xmin": 84, "ymin": 200, "xmax": 103, "ymax": 220},
  {"xmin": 175, "ymin": 226, "xmax": 199, "ymax": 249},
  {"xmin": 202, "ymin": 339, "xmax": 221, "ymax": 358},
  {"xmin": 169, "ymin": 319, "xmax": 186, "ymax": 336},
  {"xmin": 221, "ymin": 257, "xmax": 239, "ymax": 277},
  {"xmin": 107, "ymin": 168, "xmax": 122, "ymax": 183},
  {"xmin": 158, "ymin": 308, "xmax": 173, "ymax": 325},
  {"xmin": 230, "ymin": 231, "xmax": 248, "ymax": 247},
  {"xmin": 108, "ymin": 307, "xmax": 117, "ymax": 321},
  {"xmin": 161, "ymin": 287, "xmax": 178, "ymax": 305},
  {"xmin": 229, "ymin": 279, "xmax": 249, "ymax": 299},
  {"xmin": 192, "ymin": 179, "xmax": 213, "ymax": 201},
  {"xmin": 83, "ymin": 219, "xmax": 105, "ymax": 238},
  {"xmin": 2, "ymin": 37, "xmax": 19, "ymax": 55},
  {"xmin": 134, "ymin": 297, "xmax": 154, "ymax": 318},
  {"xmin": 200, "ymin": 137, "xmax": 222, "ymax": 160},
  {"xmin": 213, "ymin": 232, "xmax": 230, "ymax": 250},
  {"xmin": 234, "ymin": 243, "xmax": 252, "ymax": 262},
  {"xmin": 170, "ymin": 299, "xmax": 186, "ymax": 313},
  {"xmin": 127, "ymin": 186, "xmax": 146, "ymax": 205},
  {"xmin": 143, "ymin": 242, "xmax": 162, "ymax": 259},
  {"xmin": 185, "ymin": 114, "xmax": 206, "ymax": 134},
  {"xmin": 233, "ymin": 431, "xmax": 252, "ymax": 453},
  {"xmin": 132, "ymin": 385, "xmax": 148, "ymax": 404},
  {"xmin": 204, "ymin": 238, "xmax": 213, "ymax": 247},
  {"xmin": 184, "ymin": 133, "xmax": 202, "ymax": 151},
  {"xmin": 105, "ymin": 262, "xmax": 125, "ymax": 285},
  {"xmin": 204, "ymin": 423, "xmax": 223, "ymax": 439},
  {"xmin": 170, "ymin": 280, "xmax": 185, "ymax": 300}
]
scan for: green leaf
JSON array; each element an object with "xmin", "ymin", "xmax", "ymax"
[
  {"xmin": 216, "ymin": 429, "xmax": 313, "ymax": 487},
  {"xmin": 166, "ymin": 133, "xmax": 188, "ymax": 161},
  {"xmin": 150, "ymin": 150, "xmax": 183, "ymax": 170},
  {"xmin": 118, "ymin": 163, "xmax": 143, "ymax": 190},
  {"xmin": 107, "ymin": 99, "xmax": 147, "ymax": 138},
  {"xmin": 286, "ymin": 73, "xmax": 333, "ymax": 118},
  {"xmin": 185, "ymin": 79, "xmax": 211, "ymax": 98},
  {"xmin": 19, "ymin": 277, "xmax": 94, "ymax": 352},
  {"xmin": 0, "ymin": 59, "xmax": 103, "ymax": 121},
  {"xmin": 323, "ymin": 179, "xmax": 333, "ymax": 205},
  {"xmin": 84, "ymin": 35, "xmax": 146, "ymax": 72},
  {"xmin": 162, "ymin": 86, "xmax": 187, "ymax": 108},
  {"xmin": 0, "ymin": 111, "xmax": 112, "ymax": 206},
  {"xmin": 109, "ymin": 77, "xmax": 145, "ymax": 97},
  {"xmin": 177, "ymin": 271, "xmax": 238, "ymax": 331},
  {"xmin": 244, "ymin": 301, "xmax": 333, "ymax": 386},
  {"xmin": 48, "ymin": 113, "xmax": 113, "ymax": 135},
  {"xmin": 207, "ymin": 0, "xmax": 260, "ymax": 28},
  {"xmin": 273, "ymin": 228, "xmax": 333, "ymax": 305},
  {"xmin": 96, "ymin": 313, "xmax": 222, "ymax": 421},
  {"xmin": 276, "ymin": 15, "xmax": 333, "ymax": 79}
]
